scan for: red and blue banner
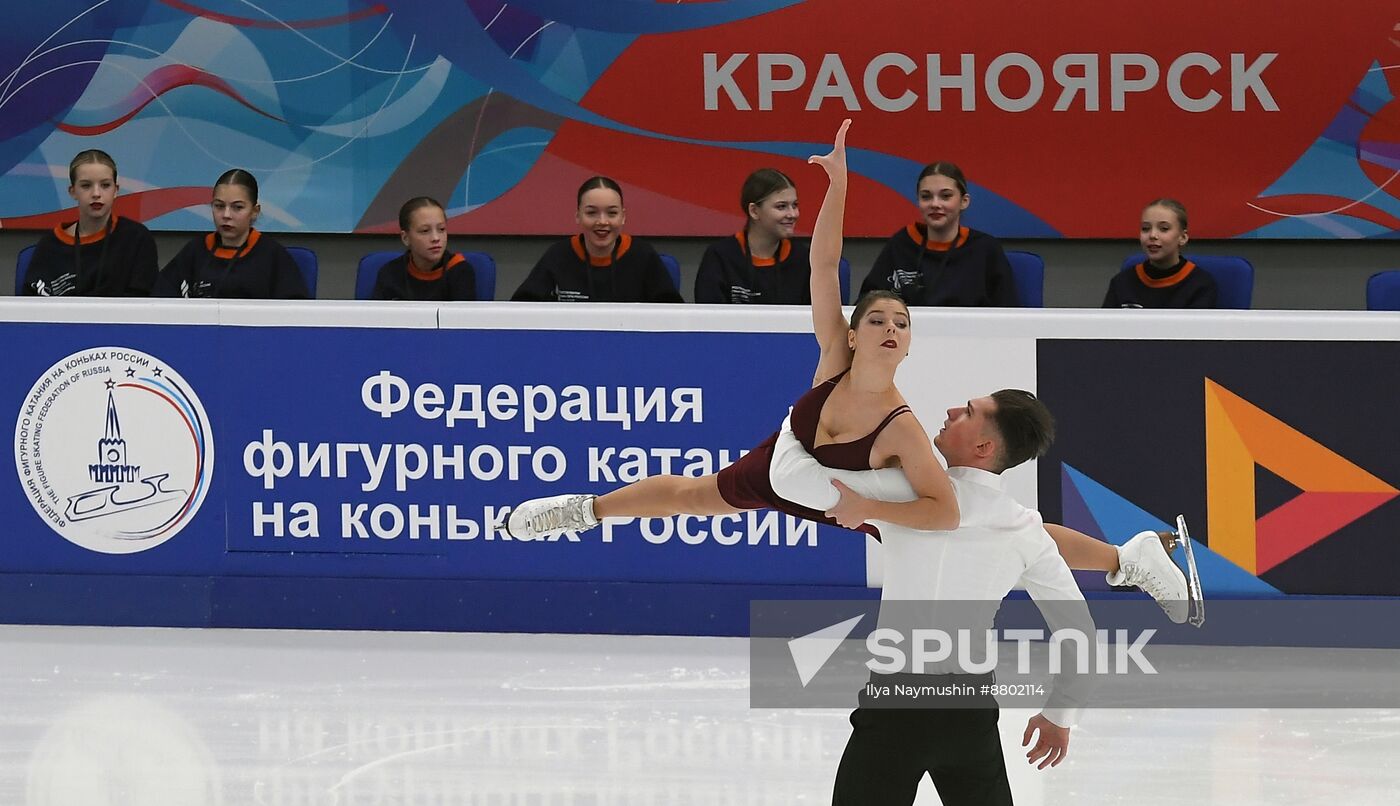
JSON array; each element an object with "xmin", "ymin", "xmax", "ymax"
[{"xmin": 0, "ymin": 1, "xmax": 1396, "ymax": 238}]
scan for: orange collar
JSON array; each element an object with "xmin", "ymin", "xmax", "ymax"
[
  {"xmin": 570, "ymin": 233, "xmax": 632, "ymax": 266},
  {"xmin": 53, "ymin": 215, "xmax": 119, "ymax": 245},
  {"xmin": 1135, "ymin": 259, "xmax": 1197, "ymax": 288},
  {"xmin": 205, "ymin": 229, "xmax": 262, "ymax": 259},
  {"xmin": 904, "ymin": 222, "xmax": 969, "ymax": 251},
  {"xmin": 735, "ymin": 230, "xmax": 792, "ymax": 267},
  {"xmin": 408, "ymin": 251, "xmax": 464, "ymax": 281}
]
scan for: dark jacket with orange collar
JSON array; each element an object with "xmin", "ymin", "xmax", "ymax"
[
  {"xmin": 152, "ymin": 230, "xmax": 308, "ymax": 299},
  {"xmin": 24, "ymin": 215, "xmax": 158, "ymax": 297},
  {"xmin": 860, "ymin": 223, "xmax": 1017, "ymax": 307},
  {"xmin": 370, "ymin": 250, "xmax": 477, "ymax": 301},
  {"xmin": 512, "ymin": 234, "xmax": 681, "ymax": 303},
  {"xmin": 1103, "ymin": 259, "xmax": 1218, "ymax": 308},
  {"xmin": 695, "ymin": 231, "xmax": 811, "ymax": 305}
]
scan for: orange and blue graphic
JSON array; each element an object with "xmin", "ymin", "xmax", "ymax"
[
  {"xmin": 1040, "ymin": 340, "xmax": 1400, "ymax": 596},
  {"xmin": 1203, "ymin": 379, "xmax": 1396, "ymax": 575}
]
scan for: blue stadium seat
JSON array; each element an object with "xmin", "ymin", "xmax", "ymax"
[
  {"xmin": 1006, "ymin": 250, "xmax": 1044, "ymax": 307},
  {"xmin": 658, "ymin": 253, "xmax": 681, "ymax": 293},
  {"xmin": 355, "ymin": 250, "xmax": 496, "ymax": 300},
  {"xmin": 285, "ymin": 246, "xmax": 319, "ymax": 298},
  {"xmin": 1119, "ymin": 253, "xmax": 1254, "ymax": 309},
  {"xmin": 14, "ymin": 244, "xmax": 35, "ymax": 295},
  {"xmin": 1366, "ymin": 270, "xmax": 1400, "ymax": 311}
]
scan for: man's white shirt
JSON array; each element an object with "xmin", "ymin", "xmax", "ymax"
[{"xmin": 769, "ymin": 419, "xmax": 1092, "ymax": 727}]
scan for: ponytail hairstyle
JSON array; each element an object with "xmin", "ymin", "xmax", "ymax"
[
  {"xmin": 214, "ymin": 168, "xmax": 259, "ymax": 204},
  {"xmin": 398, "ymin": 196, "xmax": 445, "ymax": 231},
  {"xmin": 1143, "ymin": 198, "xmax": 1188, "ymax": 230},
  {"xmin": 849, "ymin": 289, "xmax": 911, "ymax": 330},
  {"xmin": 739, "ymin": 168, "xmax": 795, "ymax": 222},
  {"xmin": 68, "ymin": 149, "xmax": 118, "ymax": 185},
  {"xmin": 577, "ymin": 175, "xmax": 624, "ymax": 207},
  {"xmin": 916, "ymin": 161, "xmax": 968, "ymax": 196}
]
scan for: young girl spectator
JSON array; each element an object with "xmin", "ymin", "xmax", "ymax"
[
  {"xmin": 23, "ymin": 150, "xmax": 158, "ymax": 296},
  {"xmin": 511, "ymin": 176, "xmax": 681, "ymax": 303},
  {"xmin": 694, "ymin": 168, "xmax": 811, "ymax": 304},
  {"xmin": 370, "ymin": 197, "xmax": 477, "ymax": 300},
  {"xmin": 152, "ymin": 169, "xmax": 308, "ymax": 299},
  {"xmin": 1103, "ymin": 199, "xmax": 1217, "ymax": 308},
  {"xmin": 859, "ymin": 162, "xmax": 1017, "ymax": 306}
]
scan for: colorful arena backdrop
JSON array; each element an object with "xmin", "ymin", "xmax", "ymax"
[{"xmin": 0, "ymin": 1, "xmax": 1397, "ymax": 238}]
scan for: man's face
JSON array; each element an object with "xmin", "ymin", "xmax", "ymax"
[{"xmin": 934, "ymin": 395, "xmax": 998, "ymax": 467}]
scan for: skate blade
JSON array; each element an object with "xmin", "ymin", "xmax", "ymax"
[{"xmin": 1174, "ymin": 515, "xmax": 1206, "ymax": 628}]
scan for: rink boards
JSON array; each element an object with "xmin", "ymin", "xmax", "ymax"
[{"xmin": 1, "ymin": 300, "xmax": 1397, "ymax": 634}]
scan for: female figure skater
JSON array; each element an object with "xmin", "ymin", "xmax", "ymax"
[
  {"xmin": 370, "ymin": 197, "xmax": 477, "ymax": 300},
  {"xmin": 152, "ymin": 169, "xmax": 308, "ymax": 299},
  {"xmin": 508, "ymin": 122, "xmax": 1189, "ymax": 622},
  {"xmin": 23, "ymin": 149, "xmax": 158, "ymax": 297},
  {"xmin": 694, "ymin": 167, "xmax": 812, "ymax": 304},
  {"xmin": 859, "ymin": 161, "xmax": 1017, "ymax": 306},
  {"xmin": 510, "ymin": 121, "xmax": 960, "ymax": 539},
  {"xmin": 511, "ymin": 176, "xmax": 682, "ymax": 303}
]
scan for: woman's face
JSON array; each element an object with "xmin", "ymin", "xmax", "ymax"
[
  {"xmin": 68, "ymin": 162, "xmax": 117, "ymax": 231},
  {"xmin": 1139, "ymin": 204, "xmax": 1188, "ymax": 268},
  {"xmin": 401, "ymin": 205, "xmax": 448, "ymax": 267},
  {"xmin": 211, "ymin": 183, "xmax": 258, "ymax": 247},
  {"xmin": 577, "ymin": 187, "xmax": 625, "ymax": 256},
  {"xmin": 916, "ymin": 174, "xmax": 968, "ymax": 237},
  {"xmin": 848, "ymin": 298, "xmax": 912, "ymax": 365},
  {"xmin": 747, "ymin": 186, "xmax": 799, "ymax": 241}
]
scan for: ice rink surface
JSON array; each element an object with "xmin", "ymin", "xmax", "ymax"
[{"xmin": 2, "ymin": 625, "xmax": 1397, "ymax": 805}]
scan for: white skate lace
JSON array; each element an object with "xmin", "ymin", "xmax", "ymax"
[
  {"xmin": 528, "ymin": 497, "xmax": 588, "ymax": 534},
  {"xmin": 1125, "ymin": 564, "xmax": 1173, "ymax": 612}
]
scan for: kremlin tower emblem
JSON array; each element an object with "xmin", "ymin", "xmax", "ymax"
[
  {"xmin": 65, "ymin": 382, "xmax": 187, "ymax": 522},
  {"xmin": 92, "ymin": 387, "xmax": 141, "ymax": 483},
  {"xmin": 16, "ymin": 348, "xmax": 214, "ymax": 554}
]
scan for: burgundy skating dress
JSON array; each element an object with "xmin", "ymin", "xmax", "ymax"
[{"xmin": 716, "ymin": 370, "xmax": 910, "ymax": 536}]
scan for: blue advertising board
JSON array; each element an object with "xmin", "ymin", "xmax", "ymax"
[{"xmin": 1, "ymin": 302, "xmax": 871, "ymax": 633}]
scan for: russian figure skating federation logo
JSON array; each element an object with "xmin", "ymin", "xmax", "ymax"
[{"xmin": 14, "ymin": 348, "xmax": 214, "ymax": 554}]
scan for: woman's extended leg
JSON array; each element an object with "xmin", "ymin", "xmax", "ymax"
[
  {"xmin": 1044, "ymin": 523, "xmax": 1123, "ymax": 572},
  {"xmin": 508, "ymin": 474, "xmax": 742, "ymax": 538},
  {"xmin": 594, "ymin": 474, "xmax": 741, "ymax": 519},
  {"xmin": 1045, "ymin": 523, "xmax": 1189, "ymax": 623}
]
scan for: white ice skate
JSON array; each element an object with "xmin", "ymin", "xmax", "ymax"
[
  {"xmin": 505, "ymin": 494, "xmax": 599, "ymax": 540},
  {"xmin": 1108, "ymin": 526, "xmax": 1198, "ymax": 626}
]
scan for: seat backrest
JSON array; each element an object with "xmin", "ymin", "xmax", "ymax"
[
  {"xmin": 1005, "ymin": 250, "xmax": 1045, "ymax": 307},
  {"xmin": 1367, "ymin": 270, "xmax": 1400, "ymax": 312},
  {"xmin": 284, "ymin": 246, "xmax": 319, "ymax": 298},
  {"xmin": 658, "ymin": 253, "xmax": 681, "ymax": 292},
  {"xmin": 355, "ymin": 251, "xmax": 400, "ymax": 300},
  {"xmin": 15, "ymin": 244, "xmax": 36, "ymax": 295},
  {"xmin": 463, "ymin": 251, "xmax": 496, "ymax": 301},
  {"xmin": 1119, "ymin": 253, "xmax": 1254, "ymax": 309},
  {"xmin": 357, "ymin": 250, "xmax": 497, "ymax": 300}
]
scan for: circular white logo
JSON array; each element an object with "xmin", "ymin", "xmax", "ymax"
[{"xmin": 14, "ymin": 348, "xmax": 215, "ymax": 554}]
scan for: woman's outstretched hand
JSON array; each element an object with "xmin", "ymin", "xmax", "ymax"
[{"xmin": 807, "ymin": 118, "xmax": 851, "ymax": 178}]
